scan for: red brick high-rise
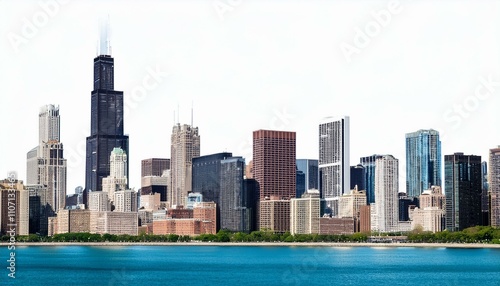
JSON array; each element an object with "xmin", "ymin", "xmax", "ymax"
[{"xmin": 253, "ymin": 130, "xmax": 296, "ymax": 231}]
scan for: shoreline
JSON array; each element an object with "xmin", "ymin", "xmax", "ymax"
[{"xmin": 2, "ymin": 242, "xmax": 500, "ymax": 248}]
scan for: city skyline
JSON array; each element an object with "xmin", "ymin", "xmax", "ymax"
[{"xmin": 2, "ymin": 1, "xmax": 500, "ymax": 192}]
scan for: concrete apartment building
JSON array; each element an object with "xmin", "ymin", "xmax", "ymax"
[
  {"xmin": 290, "ymin": 190, "xmax": 320, "ymax": 235},
  {"xmin": 0, "ymin": 179, "xmax": 29, "ymax": 236}
]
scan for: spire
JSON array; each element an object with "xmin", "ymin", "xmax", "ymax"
[{"xmin": 98, "ymin": 14, "xmax": 111, "ymax": 56}]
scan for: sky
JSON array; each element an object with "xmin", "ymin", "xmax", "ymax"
[{"xmin": 1, "ymin": 0, "xmax": 500, "ymax": 194}]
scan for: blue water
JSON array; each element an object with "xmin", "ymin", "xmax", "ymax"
[{"xmin": 1, "ymin": 245, "xmax": 500, "ymax": 285}]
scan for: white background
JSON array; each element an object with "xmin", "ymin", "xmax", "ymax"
[{"xmin": 1, "ymin": 0, "xmax": 499, "ymax": 193}]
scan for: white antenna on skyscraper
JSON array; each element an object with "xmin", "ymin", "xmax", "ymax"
[
  {"xmin": 191, "ymin": 101, "xmax": 193, "ymax": 127},
  {"xmin": 98, "ymin": 14, "xmax": 111, "ymax": 56}
]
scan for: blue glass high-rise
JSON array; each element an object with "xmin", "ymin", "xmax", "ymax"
[
  {"xmin": 296, "ymin": 159, "xmax": 318, "ymax": 197},
  {"xmin": 360, "ymin": 154, "xmax": 383, "ymax": 204},
  {"xmin": 405, "ymin": 129, "xmax": 441, "ymax": 198}
]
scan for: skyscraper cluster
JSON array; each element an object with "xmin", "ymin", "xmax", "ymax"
[{"xmin": 3, "ymin": 25, "xmax": 498, "ymax": 239}]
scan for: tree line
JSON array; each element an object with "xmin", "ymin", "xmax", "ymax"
[
  {"xmin": 406, "ymin": 226, "xmax": 500, "ymax": 243},
  {"xmin": 1, "ymin": 226, "xmax": 499, "ymax": 243}
]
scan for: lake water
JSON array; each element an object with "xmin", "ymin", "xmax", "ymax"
[{"xmin": 2, "ymin": 245, "xmax": 500, "ymax": 285}]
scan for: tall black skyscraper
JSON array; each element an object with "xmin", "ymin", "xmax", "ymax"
[
  {"xmin": 85, "ymin": 27, "xmax": 129, "ymax": 193},
  {"xmin": 444, "ymin": 153, "xmax": 482, "ymax": 231}
]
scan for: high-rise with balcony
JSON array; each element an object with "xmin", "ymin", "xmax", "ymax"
[
  {"xmin": 85, "ymin": 23, "xmax": 129, "ymax": 193},
  {"xmin": 253, "ymin": 130, "xmax": 296, "ymax": 230},
  {"xmin": 445, "ymin": 153, "xmax": 482, "ymax": 231},
  {"xmin": 488, "ymin": 147, "xmax": 500, "ymax": 227},
  {"xmin": 406, "ymin": 129, "xmax": 441, "ymax": 198},
  {"xmin": 319, "ymin": 116, "xmax": 350, "ymax": 216},
  {"xmin": 170, "ymin": 123, "xmax": 200, "ymax": 207}
]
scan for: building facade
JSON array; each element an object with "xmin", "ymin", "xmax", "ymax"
[
  {"xmin": 409, "ymin": 186, "xmax": 445, "ymax": 233},
  {"xmin": 253, "ymin": 130, "xmax": 296, "ymax": 230},
  {"xmin": 319, "ymin": 116, "xmax": 350, "ymax": 216},
  {"xmin": 220, "ymin": 157, "xmax": 255, "ymax": 233},
  {"xmin": 141, "ymin": 158, "xmax": 170, "ymax": 203},
  {"xmin": 350, "ymin": 164, "xmax": 366, "ymax": 191},
  {"xmin": 141, "ymin": 158, "xmax": 170, "ymax": 177},
  {"xmin": 88, "ymin": 191, "xmax": 109, "ymax": 212},
  {"xmin": 445, "ymin": 153, "xmax": 482, "ymax": 231},
  {"xmin": 405, "ymin": 129, "xmax": 441, "ymax": 198},
  {"xmin": 371, "ymin": 155, "xmax": 399, "ymax": 232},
  {"xmin": 489, "ymin": 147, "xmax": 500, "ymax": 227},
  {"xmin": 360, "ymin": 154, "xmax": 383, "ymax": 205},
  {"xmin": 170, "ymin": 123, "xmax": 200, "ymax": 207},
  {"xmin": 114, "ymin": 190, "xmax": 138, "ymax": 212},
  {"xmin": 101, "ymin": 148, "xmax": 128, "ymax": 204},
  {"xmin": 296, "ymin": 159, "xmax": 319, "ymax": 196},
  {"xmin": 85, "ymin": 46, "xmax": 129, "ymax": 193},
  {"xmin": 259, "ymin": 197, "xmax": 290, "ymax": 233},
  {"xmin": 0, "ymin": 179, "xmax": 29, "ymax": 236},
  {"xmin": 338, "ymin": 186, "xmax": 367, "ymax": 219},
  {"xmin": 290, "ymin": 190, "xmax": 320, "ymax": 235},
  {"xmin": 27, "ymin": 104, "xmax": 67, "ymax": 220}
]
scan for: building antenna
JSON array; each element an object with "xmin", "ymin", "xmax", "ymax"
[
  {"xmin": 191, "ymin": 100, "xmax": 193, "ymax": 127},
  {"xmin": 177, "ymin": 103, "xmax": 180, "ymax": 124}
]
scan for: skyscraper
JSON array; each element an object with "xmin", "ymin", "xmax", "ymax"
[
  {"xmin": 85, "ymin": 25, "xmax": 129, "ymax": 193},
  {"xmin": 488, "ymin": 147, "xmax": 500, "ymax": 227},
  {"xmin": 220, "ymin": 156, "xmax": 255, "ymax": 233},
  {"xmin": 253, "ymin": 130, "xmax": 296, "ymax": 230},
  {"xmin": 39, "ymin": 141, "xmax": 67, "ymax": 213},
  {"xmin": 253, "ymin": 130, "xmax": 296, "ymax": 200},
  {"xmin": 406, "ymin": 129, "xmax": 441, "ymax": 198},
  {"xmin": 38, "ymin": 104, "xmax": 60, "ymax": 145},
  {"xmin": 445, "ymin": 153, "xmax": 482, "ymax": 231},
  {"xmin": 350, "ymin": 164, "xmax": 366, "ymax": 191},
  {"xmin": 26, "ymin": 104, "xmax": 67, "ymax": 221},
  {"xmin": 481, "ymin": 161, "xmax": 489, "ymax": 226},
  {"xmin": 192, "ymin": 152, "xmax": 232, "ymax": 204},
  {"xmin": 296, "ymin": 168, "xmax": 306, "ymax": 198},
  {"xmin": 371, "ymin": 155, "xmax": 399, "ymax": 232},
  {"xmin": 319, "ymin": 116, "xmax": 350, "ymax": 216},
  {"xmin": 360, "ymin": 154, "xmax": 383, "ymax": 204},
  {"xmin": 191, "ymin": 152, "xmax": 232, "ymax": 230},
  {"xmin": 296, "ymin": 159, "xmax": 319, "ymax": 195},
  {"xmin": 170, "ymin": 123, "xmax": 200, "ymax": 207}
]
